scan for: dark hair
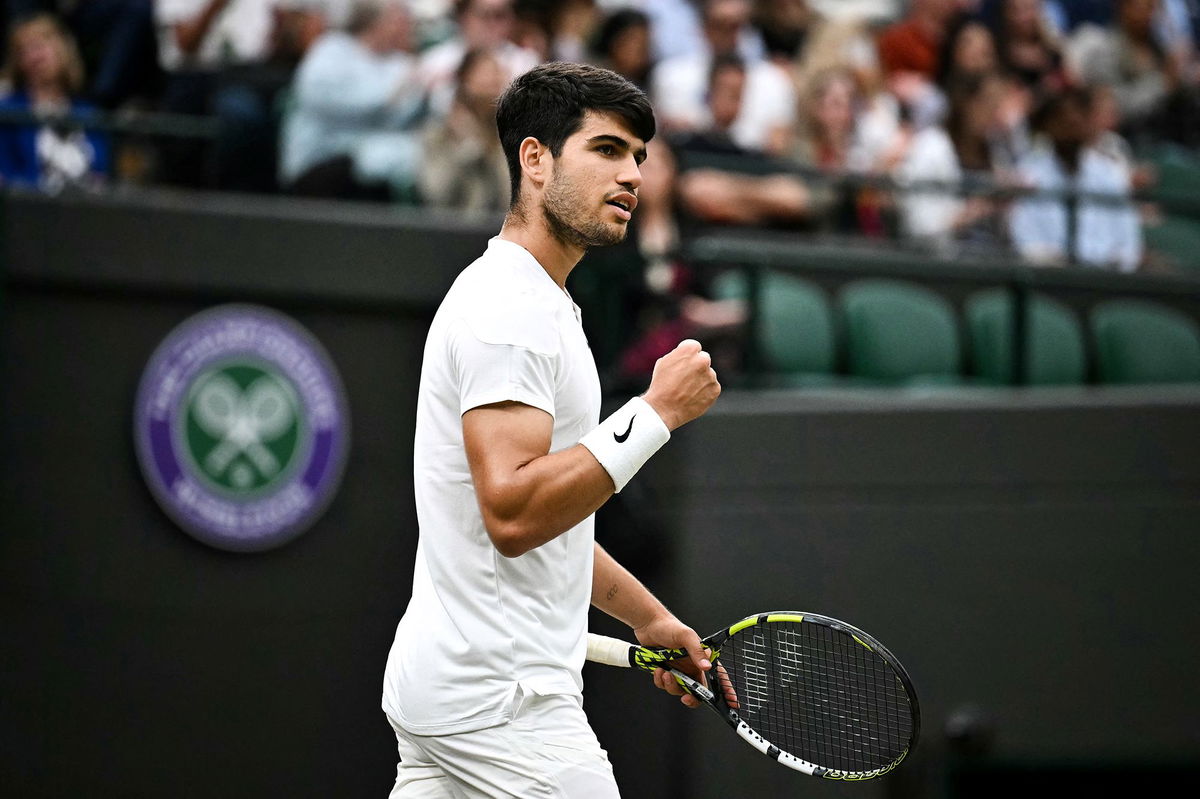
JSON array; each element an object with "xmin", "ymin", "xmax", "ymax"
[
  {"xmin": 944, "ymin": 71, "xmax": 1004, "ymax": 171},
  {"xmin": 592, "ymin": 8, "xmax": 650, "ymax": 59},
  {"xmin": 1029, "ymin": 85, "xmax": 1093, "ymax": 134},
  {"xmin": 708, "ymin": 52, "xmax": 746, "ymax": 87},
  {"xmin": 495, "ymin": 61, "xmax": 655, "ymax": 205},
  {"xmin": 935, "ymin": 16, "xmax": 992, "ymax": 88}
]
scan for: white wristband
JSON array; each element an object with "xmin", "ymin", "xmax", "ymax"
[{"xmin": 579, "ymin": 396, "xmax": 670, "ymax": 493}]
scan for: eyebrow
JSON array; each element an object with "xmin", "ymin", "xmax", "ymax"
[{"xmin": 586, "ymin": 134, "xmax": 648, "ymax": 164}]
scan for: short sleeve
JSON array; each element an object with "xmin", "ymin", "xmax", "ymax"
[{"xmin": 448, "ymin": 318, "xmax": 558, "ymax": 418}]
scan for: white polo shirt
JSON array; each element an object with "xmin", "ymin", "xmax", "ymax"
[{"xmin": 382, "ymin": 237, "xmax": 602, "ymax": 735}]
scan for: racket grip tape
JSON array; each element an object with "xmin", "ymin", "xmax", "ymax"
[{"xmin": 586, "ymin": 633, "xmax": 636, "ymax": 668}]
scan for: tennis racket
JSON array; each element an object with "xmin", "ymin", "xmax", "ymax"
[{"xmin": 586, "ymin": 611, "xmax": 919, "ymax": 780}]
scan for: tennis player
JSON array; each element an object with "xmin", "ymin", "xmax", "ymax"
[{"xmin": 381, "ymin": 62, "xmax": 721, "ymax": 797}]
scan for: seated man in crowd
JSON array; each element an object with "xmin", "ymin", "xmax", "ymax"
[
  {"xmin": 155, "ymin": 0, "xmax": 318, "ymax": 190},
  {"xmin": 670, "ymin": 53, "xmax": 817, "ymax": 230},
  {"xmin": 280, "ymin": 0, "xmax": 424, "ymax": 201},
  {"xmin": 1068, "ymin": 0, "xmax": 1200, "ymax": 148},
  {"xmin": 1008, "ymin": 87, "xmax": 1143, "ymax": 272},
  {"xmin": 651, "ymin": 0, "xmax": 794, "ymax": 155}
]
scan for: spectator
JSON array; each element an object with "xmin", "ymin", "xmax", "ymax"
[
  {"xmin": 589, "ymin": 7, "xmax": 653, "ymax": 90},
  {"xmin": 895, "ymin": 71, "xmax": 1019, "ymax": 250},
  {"xmin": 752, "ymin": 0, "xmax": 813, "ymax": 68},
  {"xmin": 418, "ymin": 0, "xmax": 538, "ymax": 118},
  {"xmin": 545, "ymin": 0, "xmax": 600, "ymax": 64},
  {"xmin": 418, "ymin": 47, "xmax": 508, "ymax": 212},
  {"xmin": 876, "ymin": 0, "xmax": 962, "ymax": 80},
  {"xmin": 3, "ymin": 1, "xmax": 163, "ymax": 110},
  {"xmin": 791, "ymin": 13, "xmax": 909, "ymax": 174},
  {"xmin": 792, "ymin": 66, "xmax": 889, "ymax": 235},
  {"xmin": 670, "ymin": 53, "xmax": 750, "ymax": 157},
  {"xmin": 650, "ymin": 0, "xmax": 794, "ymax": 154},
  {"xmin": 987, "ymin": 0, "xmax": 1066, "ymax": 91},
  {"xmin": 155, "ymin": 0, "xmax": 274, "ymax": 73},
  {"xmin": 1008, "ymin": 87, "xmax": 1143, "ymax": 272},
  {"xmin": 0, "ymin": 13, "xmax": 110, "ymax": 191},
  {"xmin": 1068, "ymin": 0, "xmax": 1200, "ymax": 147},
  {"xmin": 281, "ymin": 0, "xmax": 423, "ymax": 201},
  {"xmin": 877, "ymin": 0, "xmax": 965, "ymax": 131},
  {"xmin": 935, "ymin": 15, "xmax": 997, "ymax": 89},
  {"xmin": 671, "ymin": 54, "xmax": 814, "ymax": 230},
  {"xmin": 154, "ymin": 0, "xmax": 318, "ymax": 190}
]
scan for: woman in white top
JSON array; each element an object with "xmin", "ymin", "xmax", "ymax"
[{"xmin": 895, "ymin": 70, "xmax": 1027, "ymax": 251}]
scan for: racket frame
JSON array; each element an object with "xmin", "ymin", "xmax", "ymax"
[{"xmin": 587, "ymin": 611, "xmax": 920, "ymax": 781}]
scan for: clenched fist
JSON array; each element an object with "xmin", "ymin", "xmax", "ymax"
[{"xmin": 641, "ymin": 339, "xmax": 721, "ymax": 431}]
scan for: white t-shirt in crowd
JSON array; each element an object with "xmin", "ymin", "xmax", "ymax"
[
  {"xmin": 382, "ymin": 237, "xmax": 602, "ymax": 736},
  {"xmin": 1009, "ymin": 144, "xmax": 1143, "ymax": 272},
  {"xmin": 155, "ymin": 0, "xmax": 276, "ymax": 71},
  {"xmin": 650, "ymin": 51, "xmax": 795, "ymax": 153}
]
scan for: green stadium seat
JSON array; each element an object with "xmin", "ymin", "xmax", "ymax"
[
  {"xmin": 1091, "ymin": 300, "xmax": 1200, "ymax": 384},
  {"xmin": 838, "ymin": 279, "xmax": 963, "ymax": 384},
  {"xmin": 1143, "ymin": 214, "xmax": 1200, "ymax": 273},
  {"xmin": 965, "ymin": 290, "xmax": 1087, "ymax": 385},
  {"xmin": 712, "ymin": 270, "xmax": 836, "ymax": 382}
]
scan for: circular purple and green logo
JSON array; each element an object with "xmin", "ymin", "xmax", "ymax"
[{"xmin": 134, "ymin": 304, "xmax": 350, "ymax": 552}]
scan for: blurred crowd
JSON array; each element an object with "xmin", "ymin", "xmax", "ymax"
[{"xmin": 2, "ymin": 0, "xmax": 1199, "ymax": 375}]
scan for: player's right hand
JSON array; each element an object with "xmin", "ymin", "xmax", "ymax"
[{"xmin": 642, "ymin": 339, "xmax": 720, "ymax": 431}]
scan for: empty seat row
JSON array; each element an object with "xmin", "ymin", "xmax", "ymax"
[{"xmin": 714, "ymin": 273, "xmax": 1200, "ymax": 386}]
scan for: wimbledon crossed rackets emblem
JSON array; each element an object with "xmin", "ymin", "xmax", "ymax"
[
  {"xmin": 134, "ymin": 305, "xmax": 349, "ymax": 552},
  {"xmin": 188, "ymin": 368, "xmax": 300, "ymax": 491}
]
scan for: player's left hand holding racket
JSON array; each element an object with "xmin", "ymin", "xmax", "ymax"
[{"xmin": 587, "ymin": 611, "xmax": 919, "ymax": 781}]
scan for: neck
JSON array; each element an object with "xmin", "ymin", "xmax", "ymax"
[
  {"xmin": 1054, "ymin": 140, "xmax": 1083, "ymax": 174},
  {"xmin": 28, "ymin": 81, "xmax": 66, "ymax": 105},
  {"xmin": 498, "ymin": 205, "xmax": 586, "ymax": 288}
]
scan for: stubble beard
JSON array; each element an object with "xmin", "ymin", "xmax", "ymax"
[{"xmin": 541, "ymin": 169, "xmax": 628, "ymax": 250}]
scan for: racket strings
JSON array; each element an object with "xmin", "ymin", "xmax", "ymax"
[{"xmin": 719, "ymin": 621, "xmax": 913, "ymax": 774}]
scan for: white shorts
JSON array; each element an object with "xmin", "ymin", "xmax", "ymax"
[{"xmin": 386, "ymin": 686, "xmax": 621, "ymax": 799}]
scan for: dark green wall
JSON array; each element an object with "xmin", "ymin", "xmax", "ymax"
[{"xmin": 3, "ymin": 190, "xmax": 1198, "ymax": 798}]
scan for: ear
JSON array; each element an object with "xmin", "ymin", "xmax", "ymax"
[{"xmin": 518, "ymin": 136, "xmax": 550, "ymax": 191}]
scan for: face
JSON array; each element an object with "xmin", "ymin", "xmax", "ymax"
[
  {"xmin": 461, "ymin": 0, "xmax": 515, "ymax": 49},
  {"xmin": 708, "ymin": 65, "xmax": 746, "ymax": 129},
  {"xmin": 760, "ymin": 0, "xmax": 810, "ymax": 29},
  {"xmin": 459, "ymin": 52, "xmax": 507, "ymax": 118},
  {"xmin": 704, "ymin": 0, "xmax": 750, "ymax": 56},
  {"xmin": 374, "ymin": 5, "xmax": 412, "ymax": 52},
  {"xmin": 812, "ymin": 74, "xmax": 855, "ymax": 137},
  {"xmin": 1004, "ymin": 0, "xmax": 1042, "ymax": 35},
  {"xmin": 14, "ymin": 20, "xmax": 65, "ymax": 88},
  {"xmin": 955, "ymin": 23, "xmax": 996, "ymax": 74},
  {"xmin": 540, "ymin": 111, "xmax": 646, "ymax": 249},
  {"xmin": 1046, "ymin": 97, "xmax": 1091, "ymax": 147},
  {"xmin": 610, "ymin": 23, "xmax": 650, "ymax": 79}
]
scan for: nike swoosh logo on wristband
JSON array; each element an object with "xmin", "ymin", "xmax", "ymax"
[{"xmin": 614, "ymin": 415, "xmax": 636, "ymax": 443}]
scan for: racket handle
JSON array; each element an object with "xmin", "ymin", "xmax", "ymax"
[{"xmin": 586, "ymin": 633, "xmax": 634, "ymax": 668}]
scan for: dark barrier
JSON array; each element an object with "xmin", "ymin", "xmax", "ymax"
[{"xmin": 3, "ymin": 189, "xmax": 1198, "ymax": 798}]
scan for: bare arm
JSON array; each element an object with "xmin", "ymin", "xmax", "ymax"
[
  {"xmin": 591, "ymin": 541, "xmax": 710, "ymax": 708},
  {"xmin": 463, "ymin": 339, "xmax": 720, "ymax": 558},
  {"xmin": 173, "ymin": 0, "xmax": 230, "ymax": 57},
  {"xmin": 463, "ymin": 401, "xmax": 614, "ymax": 558}
]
